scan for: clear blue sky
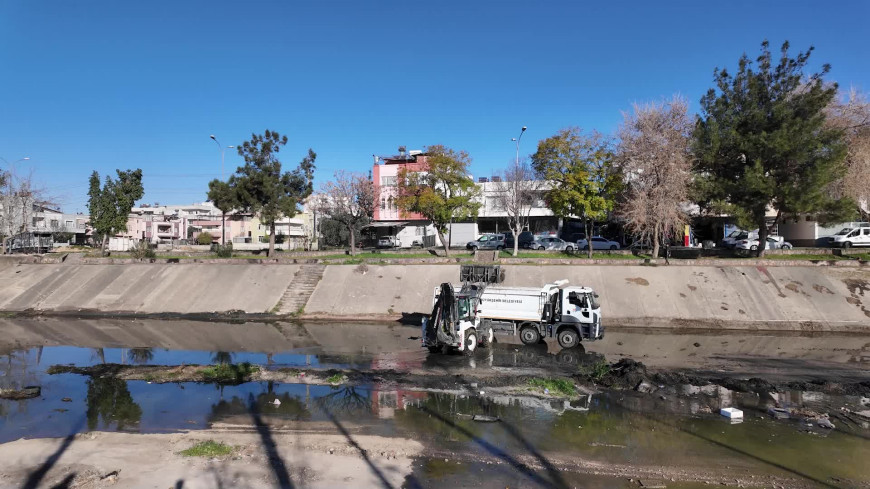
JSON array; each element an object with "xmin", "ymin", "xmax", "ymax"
[{"xmin": 2, "ymin": 0, "xmax": 868, "ymax": 213}]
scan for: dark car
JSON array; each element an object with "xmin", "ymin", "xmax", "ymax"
[{"xmin": 503, "ymin": 231, "xmax": 534, "ymax": 249}]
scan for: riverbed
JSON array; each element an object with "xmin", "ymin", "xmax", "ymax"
[{"xmin": 1, "ymin": 318, "xmax": 868, "ymax": 488}]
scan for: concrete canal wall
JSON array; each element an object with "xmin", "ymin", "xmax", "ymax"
[
  {"xmin": 0, "ymin": 261, "xmax": 867, "ymax": 331},
  {"xmin": 304, "ymin": 264, "xmax": 870, "ymax": 331},
  {"xmin": 0, "ymin": 263, "xmax": 298, "ymax": 314}
]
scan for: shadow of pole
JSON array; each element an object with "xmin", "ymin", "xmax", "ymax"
[
  {"xmin": 418, "ymin": 405, "xmax": 565, "ymax": 489},
  {"xmin": 453, "ymin": 374, "xmax": 570, "ymax": 489},
  {"xmin": 321, "ymin": 405, "xmax": 395, "ymax": 489},
  {"xmin": 248, "ymin": 393, "xmax": 295, "ymax": 489},
  {"xmin": 22, "ymin": 418, "xmax": 85, "ymax": 489}
]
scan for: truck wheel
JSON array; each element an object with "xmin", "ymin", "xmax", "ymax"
[
  {"xmin": 557, "ymin": 328, "xmax": 580, "ymax": 349},
  {"xmin": 463, "ymin": 330, "xmax": 478, "ymax": 356},
  {"xmin": 843, "ymin": 241, "xmax": 852, "ymax": 249},
  {"xmin": 519, "ymin": 325, "xmax": 541, "ymax": 345}
]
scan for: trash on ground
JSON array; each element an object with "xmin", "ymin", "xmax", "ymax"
[
  {"xmin": 720, "ymin": 407, "xmax": 743, "ymax": 419},
  {"xmin": 472, "ymin": 415, "xmax": 500, "ymax": 422}
]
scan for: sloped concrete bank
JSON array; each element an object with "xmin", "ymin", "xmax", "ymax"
[
  {"xmin": 304, "ymin": 264, "xmax": 870, "ymax": 332},
  {"xmin": 0, "ymin": 263, "xmax": 299, "ymax": 315},
  {"xmin": 0, "ymin": 262, "xmax": 868, "ymax": 332}
]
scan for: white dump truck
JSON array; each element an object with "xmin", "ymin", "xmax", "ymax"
[{"xmin": 422, "ymin": 269, "xmax": 603, "ymax": 354}]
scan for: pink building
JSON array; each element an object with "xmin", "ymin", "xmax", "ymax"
[
  {"xmin": 372, "ymin": 148, "xmax": 428, "ymax": 222},
  {"xmin": 367, "ymin": 147, "xmax": 440, "ymax": 248}
]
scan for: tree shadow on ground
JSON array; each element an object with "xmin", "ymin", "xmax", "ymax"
[
  {"xmin": 22, "ymin": 418, "xmax": 85, "ymax": 489},
  {"xmin": 248, "ymin": 393, "xmax": 294, "ymax": 488}
]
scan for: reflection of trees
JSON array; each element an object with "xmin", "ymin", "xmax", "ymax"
[
  {"xmin": 86, "ymin": 377, "xmax": 142, "ymax": 431},
  {"xmin": 209, "ymin": 392, "xmax": 310, "ymax": 423},
  {"xmin": 127, "ymin": 348, "xmax": 154, "ymax": 365},
  {"xmin": 91, "ymin": 348, "xmax": 106, "ymax": 364},
  {"xmin": 315, "ymin": 386, "xmax": 371, "ymax": 415},
  {"xmin": 212, "ymin": 352, "xmax": 234, "ymax": 365}
]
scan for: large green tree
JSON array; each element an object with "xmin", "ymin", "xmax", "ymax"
[
  {"xmin": 206, "ymin": 179, "xmax": 238, "ymax": 246},
  {"xmin": 531, "ymin": 128, "xmax": 620, "ymax": 258},
  {"xmin": 231, "ymin": 130, "xmax": 316, "ymax": 257},
  {"xmin": 694, "ymin": 40, "xmax": 854, "ymax": 256},
  {"xmin": 87, "ymin": 169, "xmax": 144, "ymax": 252},
  {"xmin": 395, "ymin": 145, "xmax": 480, "ymax": 257}
]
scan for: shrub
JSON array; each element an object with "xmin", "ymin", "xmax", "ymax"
[
  {"xmin": 215, "ymin": 243, "xmax": 233, "ymax": 258},
  {"xmin": 129, "ymin": 241, "xmax": 156, "ymax": 259},
  {"xmin": 196, "ymin": 232, "xmax": 214, "ymax": 245}
]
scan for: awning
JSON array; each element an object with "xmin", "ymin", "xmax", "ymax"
[{"xmin": 362, "ymin": 221, "xmax": 409, "ymax": 228}]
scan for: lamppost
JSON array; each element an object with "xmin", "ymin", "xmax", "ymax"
[
  {"xmin": 209, "ymin": 135, "xmax": 234, "ymax": 177},
  {"xmin": 510, "ymin": 126, "xmax": 527, "ymax": 170}
]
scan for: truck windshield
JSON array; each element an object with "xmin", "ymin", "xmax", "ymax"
[
  {"xmin": 587, "ymin": 293, "xmax": 600, "ymax": 309},
  {"xmin": 836, "ymin": 228, "xmax": 853, "ymax": 236}
]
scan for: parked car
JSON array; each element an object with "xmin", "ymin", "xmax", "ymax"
[
  {"xmin": 529, "ymin": 236, "xmax": 575, "ymax": 251},
  {"xmin": 466, "ymin": 234, "xmax": 506, "ymax": 251},
  {"xmin": 503, "ymin": 231, "xmax": 535, "ymax": 249},
  {"xmin": 734, "ymin": 237, "xmax": 792, "ymax": 251},
  {"xmin": 577, "ymin": 236, "xmax": 621, "ymax": 250},
  {"xmin": 377, "ymin": 236, "xmax": 401, "ymax": 248},
  {"xmin": 827, "ymin": 225, "xmax": 870, "ymax": 248},
  {"xmin": 722, "ymin": 230, "xmax": 761, "ymax": 249}
]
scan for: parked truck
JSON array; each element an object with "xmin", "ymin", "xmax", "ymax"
[{"xmin": 422, "ymin": 266, "xmax": 603, "ymax": 354}]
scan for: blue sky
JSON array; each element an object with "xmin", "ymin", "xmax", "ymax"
[{"xmin": 1, "ymin": 0, "xmax": 868, "ymax": 213}]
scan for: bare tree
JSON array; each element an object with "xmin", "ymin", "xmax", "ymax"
[
  {"xmin": 616, "ymin": 96, "xmax": 693, "ymax": 259},
  {"xmin": 0, "ymin": 165, "xmax": 52, "ymax": 253},
  {"xmin": 492, "ymin": 160, "xmax": 541, "ymax": 256},
  {"xmin": 317, "ymin": 170, "xmax": 374, "ymax": 255},
  {"xmin": 826, "ymin": 87, "xmax": 870, "ymax": 219}
]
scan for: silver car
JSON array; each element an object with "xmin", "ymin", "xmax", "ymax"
[
  {"xmin": 529, "ymin": 236, "xmax": 575, "ymax": 251},
  {"xmin": 466, "ymin": 234, "xmax": 506, "ymax": 251},
  {"xmin": 576, "ymin": 236, "xmax": 621, "ymax": 250}
]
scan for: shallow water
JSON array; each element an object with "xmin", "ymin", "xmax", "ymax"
[
  {"xmin": 2, "ymin": 342, "xmax": 869, "ymax": 488},
  {"xmin": 1, "ymin": 319, "xmax": 869, "ymax": 487}
]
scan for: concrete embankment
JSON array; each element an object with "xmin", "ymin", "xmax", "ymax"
[
  {"xmin": 0, "ymin": 263, "xmax": 298, "ymax": 314},
  {"xmin": 304, "ymin": 264, "xmax": 870, "ymax": 331},
  {"xmin": 0, "ymin": 261, "xmax": 868, "ymax": 331}
]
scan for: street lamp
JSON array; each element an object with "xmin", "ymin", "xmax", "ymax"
[
  {"xmin": 209, "ymin": 135, "xmax": 234, "ymax": 177},
  {"xmin": 511, "ymin": 126, "xmax": 527, "ymax": 171}
]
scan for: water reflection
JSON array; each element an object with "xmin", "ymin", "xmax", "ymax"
[
  {"xmin": 85, "ymin": 377, "xmax": 142, "ymax": 431},
  {"xmin": 212, "ymin": 351, "xmax": 234, "ymax": 365},
  {"xmin": 128, "ymin": 348, "xmax": 154, "ymax": 365}
]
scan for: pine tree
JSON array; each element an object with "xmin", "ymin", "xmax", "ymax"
[{"xmin": 694, "ymin": 40, "xmax": 854, "ymax": 256}]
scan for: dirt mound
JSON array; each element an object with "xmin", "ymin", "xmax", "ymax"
[{"xmin": 597, "ymin": 358, "xmax": 649, "ymax": 389}]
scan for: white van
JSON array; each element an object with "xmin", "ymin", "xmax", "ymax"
[{"xmin": 827, "ymin": 225, "xmax": 870, "ymax": 248}]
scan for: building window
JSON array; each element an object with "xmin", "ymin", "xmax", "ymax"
[
  {"xmin": 387, "ymin": 196, "xmax": 394, "ymax": 212},
  {"xmin": 50, "ymin": 219, "xmax": 59, "ymax": 228},
  {"xmin": 380, "ymin": 198, "xmax": 386, "ymax": 210},
  {"xmin": 381, "ymin": 176, "xmax": 397, "ymax": 187}
]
